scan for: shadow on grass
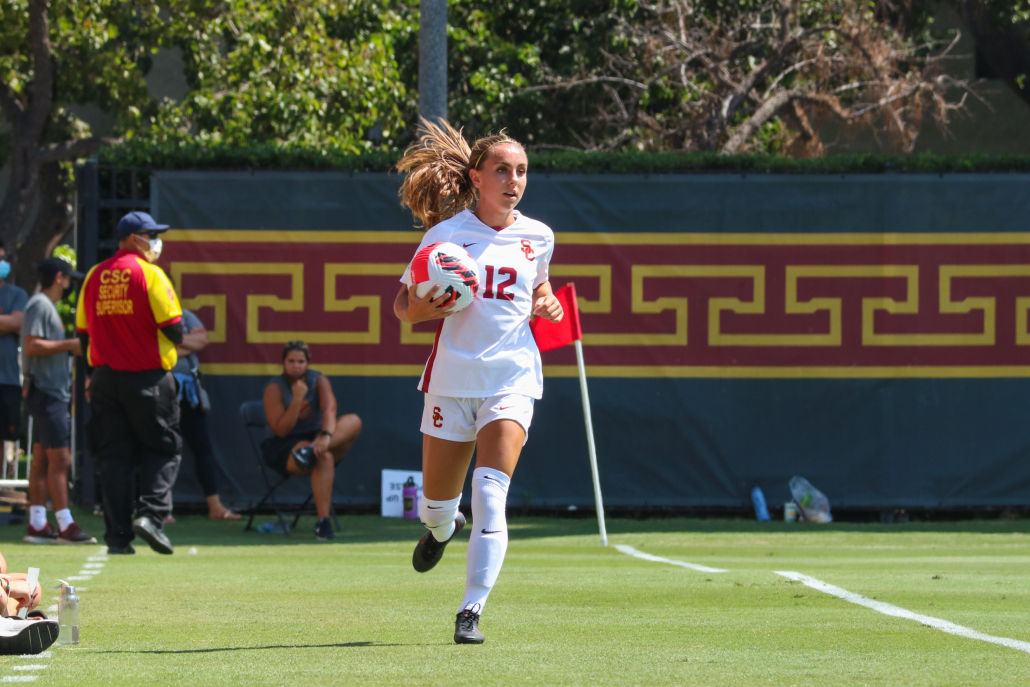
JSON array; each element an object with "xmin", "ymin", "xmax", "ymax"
[
  {"xmin": 96, "ymin": 641, "xmax": 425, "ymax": 654},
  {"xmin": 3, "ymin": 511, "xmax": 1028, "ymax": 549}
]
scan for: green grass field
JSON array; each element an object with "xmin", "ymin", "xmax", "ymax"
[{"xmin": 1, "ymin": 512, "xmax": 1029, "ymax": 686}]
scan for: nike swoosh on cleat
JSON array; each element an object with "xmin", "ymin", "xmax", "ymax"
[
  {"xmin": 481, "ymin": 529, "xmax": 502, "ymax": 534},
  {"xmin": 463, "ymin": 243, "xmax": 477, "ymax": 248},
  {"xmin": 498, "ymin": 406, "xmax": 512, "ymax": 410}
]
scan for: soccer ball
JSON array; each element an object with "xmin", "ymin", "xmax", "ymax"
[{"xmin": 409, "ymin": 241, "xmax": 480, "ymax": 313}]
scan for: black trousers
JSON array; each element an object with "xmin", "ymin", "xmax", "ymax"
[
  {"xmin": 89, "ymin": 366, "xmax": 182, "ymax": 548},
  {"xmin": 179, "ymin": 401, "xmax": 220, "ymax": 497}
]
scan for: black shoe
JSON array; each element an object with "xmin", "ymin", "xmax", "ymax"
[
  {"xmin": 0, "ymin": 616, "xmax": 59, "ymax": 655},
  {"xmin": 107, "ymin": 544, "xmax": 136, "ymax": 555},
  {"xmin": 132, "ymin": 517, "xmax": 174, "ymax": 555},
  {"xmin": 454, "ymin": 604, "xmax": 484, "ymax": 644},
  {"xmin": 412, "ymin": 512, "xmax": 466, "ymax": 573},
  {"xmin": 315, "ymin": 517, "xmax": 334, "ymax": 541},
  {"xmin": 291, "ymin": 445, "xmax": 315, "ymax": 471}
]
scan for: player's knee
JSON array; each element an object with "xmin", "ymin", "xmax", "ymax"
[{"xmin": 340, "ymin": 413, "xmax": 362, "ymax": 437}]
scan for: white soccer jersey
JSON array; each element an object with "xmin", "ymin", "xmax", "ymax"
[{"xmin": 401, "ymin": 209, "xmax": 554, "ymax": 399}]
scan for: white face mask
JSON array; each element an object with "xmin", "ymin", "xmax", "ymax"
[{"xmin": 143, "ymin": 237, "xmax": 162, "ymax": 263}]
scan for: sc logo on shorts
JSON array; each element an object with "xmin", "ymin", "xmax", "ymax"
[{"xmin": 432, "ymin": 406, "xmax": 443, "ymax": 428}]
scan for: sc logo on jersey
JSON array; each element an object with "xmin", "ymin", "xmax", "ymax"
[
  {"xmin": 521, "ymin": 240, "xmax": 534, "ymax": 261},
  {"xmin": 432, "ymin": 406, "xmax": 443, "ymax": 428}
]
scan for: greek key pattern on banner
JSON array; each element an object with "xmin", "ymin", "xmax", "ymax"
[{"xmin": 159, "ymin": 230, "xmax": 1030, "ymax": 378}]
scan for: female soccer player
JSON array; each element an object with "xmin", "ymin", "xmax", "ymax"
[{"xmin": 393, "ymin": 121, "xmax": 563, "ymax": 644}]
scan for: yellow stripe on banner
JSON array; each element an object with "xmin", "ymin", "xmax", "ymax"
[
  {"xmin": 164, "ymin": 230, "xmax": 424, "ymax": 244},
  {"xmin": 542, "ymin": 365, "xmax": 1030, "ymax": 378},
  {"xmin": 556, "ymin": 232, "xmax": 1030, "ymax": 246},
  {"xmin": 200, "ymin": 362, "xmax": 1030, "ymax": 378},
  {"xmin": 199, "ymin": 363, "xmax": 425, "ymax": 377},
  {"xmin": 165, "ymin": 229, "xmax": 1030, "ymax": 247}
]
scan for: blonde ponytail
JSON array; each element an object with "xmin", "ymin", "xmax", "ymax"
[{"xmin": 397, "ymin": 119, "xmax": 524, "ymax": 229}]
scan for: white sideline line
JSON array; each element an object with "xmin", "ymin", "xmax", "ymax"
[
  {"xmin": 776, "ymin": 571, "xmax": 1030, "ymax": 655},
  {"xmin": 10, "ymin": 666, "xmax": 45, "ymax": 671},
  {"xmin": 17, "ymin": 653, "xmax": 49, "ymax": 660},
  {"xmin": 1, "ymin": 677, "xmax": 37, "ymax": 682},
  {"xmin": 615, "ymin": 545, "xmax": 727, "ymax": 573}
]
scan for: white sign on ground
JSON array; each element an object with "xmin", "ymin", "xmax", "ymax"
[{"xmin": 381, "ymin": 469, "xmax": 423, "ymax": 518}]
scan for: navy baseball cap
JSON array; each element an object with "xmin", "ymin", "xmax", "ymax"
[
  {"xmin": 39, "ymin": 257, "xmax": 84, "ymax": 282},
  {"xmin": 115, "ymin": 211, "xmax": 170, "ymax": 238}
]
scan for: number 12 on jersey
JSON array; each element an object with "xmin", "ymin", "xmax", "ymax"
[{"xmin": 482, "ymin": 265, "xmax": 516, "ymax": 301}]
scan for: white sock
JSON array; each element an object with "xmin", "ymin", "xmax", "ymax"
[
  {"xmin": 29, "ymin": 506, "xmax": 47, "ymax": 531},
  {"xmin": 55, "ymin": 509, "xmax": 74, "ymax": 531},
  {"xmin": 419, "ymin": 494, "xmax": 462, "ymax": 543},
  {"xmin": 459, "ymin": 467, "xmax": 511, "ymax": 614}
]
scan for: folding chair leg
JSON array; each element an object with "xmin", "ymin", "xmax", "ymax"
[{"xmin": 293, "ymin": 493, "xmax": 315, "ymax": 530}]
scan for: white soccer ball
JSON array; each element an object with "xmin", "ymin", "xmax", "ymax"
[{"xmin": 409, "ymin": 241, "xmax": 481, "ymax": 313}]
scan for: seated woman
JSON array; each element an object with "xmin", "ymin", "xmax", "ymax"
[
  {"xmin": 0, "ymin": 549, "xmax": 55, "ymax": 655},
  {"xmin": 262, "ymin": 341, "xmax": 362, "ymax": 541}
]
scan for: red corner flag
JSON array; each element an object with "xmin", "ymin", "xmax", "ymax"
[{"xmin": 531, "ymin": 283, "xmax": 582, "ymax": 353}]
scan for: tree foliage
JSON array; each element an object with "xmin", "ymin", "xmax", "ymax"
[
  {"xmin": 0, "ymin": 0, "xmax": 168, "ymax": 285},
  {"xmin": 148, "ymin": 1, "xmax": 408, "ymax": 150}
]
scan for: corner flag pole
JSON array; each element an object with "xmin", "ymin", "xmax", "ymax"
[
  {"xmin": 574, "ymin": 337, "xmax": 607, "ymax": 546},
  {"xmin": 530, "ymin": 282, "xmax": 608, "ymax": 546}
]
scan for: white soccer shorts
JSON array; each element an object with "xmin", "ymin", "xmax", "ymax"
[{"xmin": 421, "ymin": 392, "xmax": 535, "ymax": 445}]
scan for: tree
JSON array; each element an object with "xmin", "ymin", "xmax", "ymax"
[
  {"xmin": 0, "ymin": 0, "xmax": 168, "ymax": 286},
  {"xmin": 516, "ymin": 0, "xmax": 981, "ymax": 155},
  {"xmin": 148, "ymin": 0, "xmax": 408, "ymax": 149}
]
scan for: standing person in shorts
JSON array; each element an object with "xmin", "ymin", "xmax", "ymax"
[
  {"xmin": 393, "ymin": 120, "xmax": 564, "ymax": 644},
  {"xmin": 262, "ymin": 341, "xmax": 362, "ymax": 540},
  {"xmin": 22, "ymin": 258, "xmax": 95, "ymax": 545},
  {"xmin": 0, "ymin": 243, "xmax": 27, "ymax": 465}
]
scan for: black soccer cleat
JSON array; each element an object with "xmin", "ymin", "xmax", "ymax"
[
  {"xmin": 454, "ymin": 604, "xmax": 484, "ymax": 644},
  {"xmin": 0, "ymin": 615, "xmax": 59, "ymax": 655},
  {"xmin": 412, "ymin": 512, "xmax": 465, "ymax": 573}
]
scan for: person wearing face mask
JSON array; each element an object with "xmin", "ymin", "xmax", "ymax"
[
  {"xmin": 75, "ymin": 211, "xmax": 184, "ymax": 555},
  {"xmin": 0, "ymin": 241, "xmax": 29, "ymax": 466},
  {"xmin": 22, "ymin": 257, "xmax": 95, "ymax": 545}
]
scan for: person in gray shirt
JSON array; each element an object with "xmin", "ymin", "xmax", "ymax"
[
  {"xmin": 0, "ymin": 242, "xmax": 27, "ymax": 448},
  {"xmin": 21, "ymin": 258, "xmax": 95, "ymax": 545}
]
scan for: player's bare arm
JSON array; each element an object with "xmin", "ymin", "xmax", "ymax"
[
  {"xmin": 0, "ymin": 312, "xmax": 23, "ymax": 333},
  {"xmin": 177, "ymin": 325, "xmax": 209, "ymax": 355},
  {"xmin": 23, "ymin": 335, "xmax": 80, "ymax": 357},
  {"xmin": 532, "ymin": 281, "xmax": 563, "ymax": 323},
  {"xmin": 263, "ymin": 382, "xmax": 304, "ymax": 438},
  {"xmin": 393, "ymin": 283, "xmax": 458, "ymax": 324}
]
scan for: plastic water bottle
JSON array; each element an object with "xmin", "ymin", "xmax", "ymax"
[
  {"xmin": 402, "ymin": 477, "xmax": 419, "ymax": 519},
  {"xmin": 751, "ymin": 486, "xmax": 771, "ymax": 521},
  {"xmin": 58, "ymin": 584, "xmax": 79, "ymax": 645},
  {"xmin": 257, "ymin": 521, "xmax": 289, "ymax": 534}
]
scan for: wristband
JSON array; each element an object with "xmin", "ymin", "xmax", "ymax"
[{"xmin": 318, "ymin": 430, "xmax": 332, "ymax": 438}]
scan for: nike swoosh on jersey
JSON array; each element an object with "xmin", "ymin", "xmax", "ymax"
[
  {"xmin": 463, "ymin": 242, "xmax": 477, "ymax": 248},
  {"xmin": 481, "ymin": 529, "xmax": 502, "ymax": 534}
]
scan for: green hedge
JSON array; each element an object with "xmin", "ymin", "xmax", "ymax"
[{"xmin": 97, "ymin": 141, "xmax": 1030, "ymax": 174}]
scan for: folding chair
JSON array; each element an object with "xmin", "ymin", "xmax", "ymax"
[{"xmin": 239, "ymin": 400, "xmax": 340, "ymax": 535}]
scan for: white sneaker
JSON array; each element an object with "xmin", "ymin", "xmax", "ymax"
[{"xmin": 0, "ymin": 614, "xmax": 59, "ymax": 655}]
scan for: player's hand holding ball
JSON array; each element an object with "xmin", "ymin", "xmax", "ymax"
[{"xmin": 405, "ymin": 283, "xmax": 459, "ymax": 323}]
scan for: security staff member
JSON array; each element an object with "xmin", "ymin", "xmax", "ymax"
[{"xmin": 76, "ymin": 211, "xmax": 184, "ymax": 555}]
